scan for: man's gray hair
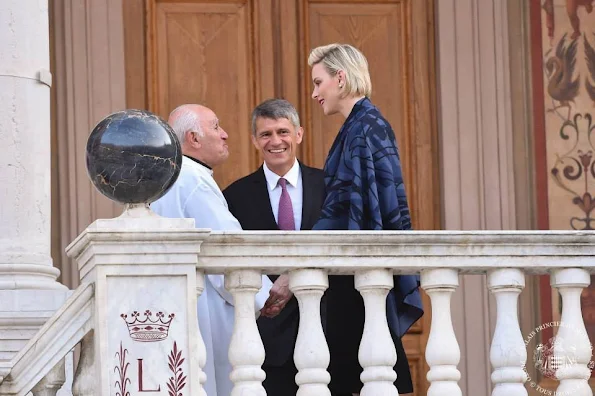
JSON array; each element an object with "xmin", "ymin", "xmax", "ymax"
[
  {"xmin": 251, "ymin": 99, "xmax": 300, "ymax": 136},
  {"xmin": 169, "ymin": 104, "xmax": 203, "ymax": 144}
]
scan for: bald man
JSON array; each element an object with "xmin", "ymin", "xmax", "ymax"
[{"xmin": 151, "ymin": 104, "xmax": 274, "ymax": 396}]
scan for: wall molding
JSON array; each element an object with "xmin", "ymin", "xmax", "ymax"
[{"xmin": 436, "ymin": 0, "xmax": 537, "ymax": 393}]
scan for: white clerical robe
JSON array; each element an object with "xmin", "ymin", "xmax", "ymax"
[{"xmin": 151, "ymin": 156, "xmax": 273, "ymax": 396}]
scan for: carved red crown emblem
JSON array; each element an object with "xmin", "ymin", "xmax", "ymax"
[{"xmin": 120, "ymin": 310, "xmax": 175, "ymax": 342}]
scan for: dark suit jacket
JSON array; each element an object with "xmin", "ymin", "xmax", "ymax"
[{"xmin": 223, "ymin": 162, "xmax": 326, "ymax": 367}]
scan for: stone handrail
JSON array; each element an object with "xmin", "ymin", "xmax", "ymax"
[
  {"xmin": 0, "ymin": 283, "xmax": 93, "ymax": 395},
  {"xmin": 198, "ymin": 230, "xmax": 595, "ymax": 273}
]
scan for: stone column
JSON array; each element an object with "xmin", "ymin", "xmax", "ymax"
[{"xmin": 0, "ymin": 0, "xmax": 68, "ymax": 365}]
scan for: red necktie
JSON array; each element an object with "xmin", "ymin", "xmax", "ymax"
[{"xmin": 277, "ymin": 178, "xmax": 295, "ymax": 230}]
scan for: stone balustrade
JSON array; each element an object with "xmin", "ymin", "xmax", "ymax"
[
  {"xmin": 197, "ymin": 231, "xmax": 594, "ymax": 396},
  {"xmin": 0, "ymin": 213, "xmax": 593, "ymax": 396}
]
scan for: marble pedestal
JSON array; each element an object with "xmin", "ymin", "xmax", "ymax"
[{"xmin": 66, "ymin": 206, "xmax": 209, "ymax": 395}]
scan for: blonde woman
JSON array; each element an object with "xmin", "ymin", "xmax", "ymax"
[{"xmin": 309, "ymin": 44, "xmax": 423, "ymax": 395}]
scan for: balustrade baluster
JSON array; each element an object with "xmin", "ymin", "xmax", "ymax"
[
  {"xmin": 551, "ymin": 268, "xmax": 593, "ymax": 396},
  {"xmin": 289, "ymin": 269, "xmax": 331, "ymax": 396},
  {"xmin": 488, "ymin": 268, "xmax": 527, "ymax": 396},
  {"xmin": 421, "ymin": 268, "xmax": 462, "ymax": 396},
  {"xmin": 355, "ymin": 269, "xmax": 398, "ymax": 396},
  {"xmin": 31, "ymin": 358, "xmax": 66, "ymax": 396},
  {"xmin": 226, "ymin": 269, "xmax": 266, "ymax": 396},
  {"xmin": 72, "ymin": 332, "xmax": 94, "ymax": 396}
]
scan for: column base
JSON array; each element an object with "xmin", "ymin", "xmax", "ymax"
[{"xmin": 0, "ymin": 263, "xmax": 66, "ymax": 290}]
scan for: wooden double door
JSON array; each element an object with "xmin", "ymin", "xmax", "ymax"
[{"xmin": 123, "ymin": 0, "xmax": 438, "ymax": 393}]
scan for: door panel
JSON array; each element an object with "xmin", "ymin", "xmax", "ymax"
[
  {"xmin": 147, "ymin": 1, "xmax": 257, "ymax": 188},
  {"xmin": 306, "ymin": 2, "xmax": 406, "ymax": 168},
  {"xmin": 298, "ymin": 0, "xmax": 438, "ymax": 235}
]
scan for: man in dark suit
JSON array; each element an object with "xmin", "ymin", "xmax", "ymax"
[{"xmin": 223, "ymin": 99, "xmax": 325, "ymax": 396}]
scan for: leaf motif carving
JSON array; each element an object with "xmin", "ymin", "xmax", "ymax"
[{"xmin": 167, "ymin": 341, "xmax": 186, "ymax": 395}]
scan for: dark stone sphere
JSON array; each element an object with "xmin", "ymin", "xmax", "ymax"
[{"xmin": 86, "ymin": 109, "xmax": 182, "ymax": 204}]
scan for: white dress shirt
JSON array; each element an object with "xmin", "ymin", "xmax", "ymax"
[{"xmin": 263, "ymin": 160, "xmax": 303, "ymax": 230}]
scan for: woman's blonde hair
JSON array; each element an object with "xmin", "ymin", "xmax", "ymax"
[{"xmin": 308, "ymin": 43, "xmax": 372, "ymax": 98}]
